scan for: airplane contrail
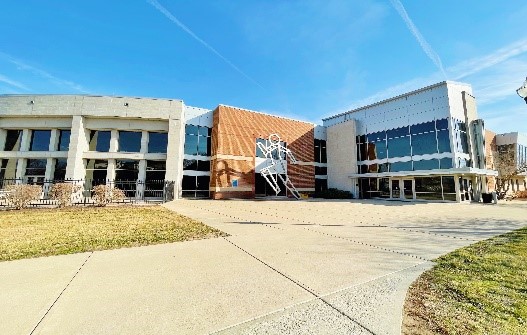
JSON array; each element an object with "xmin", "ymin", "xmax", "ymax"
[
  {"xmin": 147, "ymin": 0, "xmax": 264, "ymax": 89},
  {"xmin": 389, "ymin": 0, "xmax": 447, "ymax": 79}
]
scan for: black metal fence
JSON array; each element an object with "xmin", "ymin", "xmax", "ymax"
[{"xmin": 0, "ymin": 178, "xmax": 175, "ymax": 208}]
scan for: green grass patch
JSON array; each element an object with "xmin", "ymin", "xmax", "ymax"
[
  {"xmin": 0, "ymin": 206, "xmax": 226, "ymax": 261},
  {"xmin": 403, "ymin": 227, "xmax": 527, "ymax": 335}
]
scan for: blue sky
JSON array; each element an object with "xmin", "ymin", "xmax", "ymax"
[{"xmin": 1, "ymin": 0, "xmax": 526, "ymax": 133}]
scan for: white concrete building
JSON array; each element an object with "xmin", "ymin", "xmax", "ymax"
[{"xmin": 0, "ymin": 95, "xmax": 212, "ymax": 199}]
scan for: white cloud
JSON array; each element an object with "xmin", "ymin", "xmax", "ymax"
[
  {"xmin": 0, "ymin": 73, "xmax": 29, "ymax": 91},
  {"xmin": 147, "ymin": 0, "xmax": 264, "ymax": 90},
  {"xmin": 389, "ymin": 0, "xmax": 446, "ymax": 78},
  {"xmin": 0, "ymin": 52, "xmax": 88, "ymax": 93}
]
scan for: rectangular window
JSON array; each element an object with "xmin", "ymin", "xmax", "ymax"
[
  {"xmin": 387, "ymin": 126, "xmax": 409, "ymax": 139},
  {"xmin": 118, "ymin": 131, "xmax": 142, "ymax": 153},
  {"xmin": 414, "ymin": 177, "xmax": 443, "ymax": 200},
  {"xmin": 25, "ymin": 159, "xmax": 47, "ymax": 176},
  {"xmin": 413, "ymin": 159, "xmax": 439, "ymax": 171},
  {"xmin": 148, "ymin": 132, "xmax": 168, "ymax": 153},
  {"xmin": 439, "ymin": 158, "xmax": 453, "ymax": 169},
  {"xmin": 441, "ymin": 176, "xmax": 456, "ymax": 201},
  {"xmin": 145, "ymin": 160, "xmax": 166, "ymax": 197},
  {"xmin": 53, "ymin": 159, "xmax": 67, "ymax": 180},
  {"xmin": 315, "ymin": 178, "xmax": 328, "ymax": 194},
  {"xmin": 388, "ymin": 136, "xmax": 411, "ymax": 158},
  {"xmin": 390, "ymin": 161, "xmax": 412, "ymax": 172},
  {"xmin": 184, "ymin": 125, "xmax": 211, "ymax": 157},
  {"xmin": 410, "ymin": 121, "xmax": 435, "ymax": 135},
  {"xmin": 314, "ymin": 139, "xmax": 327, "ymax": 163},
  {"xmin": 182, "ymin": 175, "xmax": 210, "ymax": 198},
  {"xmin": 4, "ymin": 130, "xmax": 22, "ymax": 151},
  {"xmin": 315, "ymin": 166, "xmax": 327, "ymax": 175},
  {"xmin": 58, "ymin": 130, "xmax": 71, "ymax": 151},
  {"xmin": 411, "ymin": 132, "xmax": 438, "ymax": 156},
  {"xmin": 436, "ymin": 118, "xmax": 449, "ymax": 130},
  {"xmin": 85, "ymin": 159, "xmax": 108, "ymax": 181},
  {"xmin": 89, "ymin": 130, "xmax": 111, "ymax": 152},
  {"xmin": 437, "ymin": 130, "xmax": 450, "ymax": 153},
  {"xmin": 29, "ymin": 130, "xmax": 51, "ymax": 151},
  {"xmin": 115, "ymin": 160, "xmax": 139, "ymax": 181}
]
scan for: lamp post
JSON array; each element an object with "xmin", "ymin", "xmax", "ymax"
[{"xmin": 517, "ymin": 77, "xmax": 527, "ymax": 104}]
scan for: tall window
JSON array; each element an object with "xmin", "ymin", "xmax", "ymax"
[
  {"xmin": 148, "ymin": 132, "xmax": 168, "ymax": 153},
  {"xmin": 115, "ymin": 160, "xmax": 139, "ymax": 180},
  {"xmin": 29, "ymin": 130, "xmax": 51, "ymax": 151},
  {"xmin": 118, "ymin": 131, "xmax": 142, "ymax": 152},
  {"xmin": 4, "ymin": 130, "xmax": 22, "ymax": 151},
  {"xmin": 314, "ymin": 139, "xmax": 327, "ymax": 163},
  {"xmin": 184, "ymin": 125, "xmax": 211, "ymax": 156},
  {"xmin": 145, "ymin": 160, "xmax": 166, "ymax": 197},
  {"xmin": 88, "ymin": 130, "xmax": 111, "ymax": 152},
  {"xmin": 85, "ymin": 160, "xmax": 108, "ymax": 181},
  {"xmin": 182, "ymin": 175, "xmax": 210, "ymax": 198},
  {"xmin": 53, "ymin": 159, "xmax": 67, "ymax": 180},
  {"xmin": 58, "ymin": 130, "xmax": 71, "ymax": 151},
  {"xmin": 25, "ymin": 159, "xmax": 47, "ymax": 176}
]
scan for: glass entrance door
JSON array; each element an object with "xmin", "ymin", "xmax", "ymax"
[
  {"xmin": 391, "ymin": 180, "xmax": 400, "ymax": 198},
  {"xmin": 403, "ymin": 179, "xmax": 414, "ymax": 200}
]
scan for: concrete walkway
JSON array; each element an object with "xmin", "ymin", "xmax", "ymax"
[{"xmin": 1, "ymin": 200, "xmax": 526, "ymax": 335}]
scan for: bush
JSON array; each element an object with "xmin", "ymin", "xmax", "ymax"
[
  {"xmin": 4, "ymin": 184, "xmax": 42, "ymax": 210},
  {"xmin": 48, "ymin": 183, "xmax": 82, "ymax": 208},
  {"xmin": 315, "ymin": 188, "xmax": 354, "ymax": 199},
  {"xmin": 92, "ymin": 185, "xmax": 126, "ymax": 207},
  {"xmin": 514, "ymin": 190, "xmax": 527, "ymax": 199}
]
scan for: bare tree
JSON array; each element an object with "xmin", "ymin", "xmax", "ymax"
[{"xmin": 493, "ymin": 145, "xmax": 527, "ymax": 199}]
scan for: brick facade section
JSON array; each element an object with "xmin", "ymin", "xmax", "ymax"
[{"xmin": 210, "ymin": 105, "xmax": 315, "ymax": 199}]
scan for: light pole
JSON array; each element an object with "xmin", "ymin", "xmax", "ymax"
[{"xmin": 517, "ymin": 77, "xmax": 527, "ymax": 104}]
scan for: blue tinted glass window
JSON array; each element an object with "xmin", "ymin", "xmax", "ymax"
[
  {"xmin": 58, "ymin": 130, "xmax": 70, "ymax": 151},
  {"xmin": 367, "ymin": 131, "xmax": 386, "ymax": 142},
  {"xmin": 119, "ymin": 131, "xmax": 142, "ymax": 152},
  {"xmin": 410, "ymin": 121, "xmax": 435, "ymax": 134},
  {"xmin": 388, "ymin": 136, "xmax": 411, "ymax": 158},
  {"xmin": 437, "ymin": 130, "xmax": 451, "ymax": 153},
  {"xmin": 387, "ymin": 127, "xmax": 409, "ymax": 139},
  {"xmin": 390, "ymin": 161, "xmax": 412, "ymax": 172},
  {"xmin": 378, "ymin": 163, "xmax": 389, "ymax": 173},
  {"xmin": 439, "ymin": 157, "xmax": 453, "ymax": 169},
  {"xmin": 256, "ymin": 138, "xmax": 266, "ymax": 158},
  {"xmin": 459, "ymin": 132, "xmax": 469, "ymax": 153},
  {"xmin": 25, "ymin": 159, "xmax": 47, "ymax": 175},
  {"xmin": 184, "ymin": 134, "xmax": 198, "ymax": 155},
  {"xmin": 413, "ymin": 159, "xmax": 439, "ymax": 171},
  {"xmin": 198, "ymin": 137, "xmax": 208, "ymax": 156},
  {"xmin": 90, "ymin": 131, "xmax": 111, "ymax": 152},
  {"xmin": 148, "ymin": 132, "xmax": 168, "ymax": 153},
  {"xmin": 185, "ymin": 124, "xmax": 198, "ymax": 135},
  {"xmin": 198, "ymin": 126, "xmax": 209, "ymax": 137},
  {"xmin": 436, "ymin": 118, "xmax": 449, "ymax": 130},
  {"xmin": 30, "ymin": 130, "xmax": 51, "ymax": 151},
  {"xmin": 375, "ymin": 141, "xmax": 387, "ymax": 159},
  {"xmin": 411, "ymin": 132, "xmax": 438, "ymax": 155}
]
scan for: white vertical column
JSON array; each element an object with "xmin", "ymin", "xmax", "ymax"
[
  {"xmin": 454, "ymin": 174, "xmax": 461, "ymax": 202},
  {"xmin": 107, "ymin": 160, "xmax": 116, "ymax": 181},
  {"xmin": 20, "ymin": 129, "xmax": 31, "ymax": 151},
  {"xmin": 141, "ymin": 131, "xmax": 148, "ymax": 154},
  {"xmin": 49, "ymin": 129, "xmax": 59, "ymax": 151},
  {"xmin": 0, "ymin": 129, "xmax": 7, "ymax": 151},
  {"xmin": 110, "ymin": 130, "xmax": 118, "ymax": 152},
  {"xmin": 166, "ymin": 117, "xmax": 185, "ymax": 199},
  {"xmin": 65, "ymin": 116, "xmax": 89, "ymax": 180},
  {"xmin": 137, "ymin": 159, "xmax": 147, "ymax": 200}
]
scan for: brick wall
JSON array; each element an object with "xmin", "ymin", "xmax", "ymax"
[{"xmin": 210, "ymin": 105, "xmax": 315, "ymax": 199}]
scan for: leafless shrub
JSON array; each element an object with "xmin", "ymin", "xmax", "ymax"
[
  {"xmin": 48, "ymin": 183, "xmax": 82, "ymax": 208},
  {"xmin": 92, "ymin": 185, "xmax": 126, "ymax": 207},
  {"xmin": 4, "ymin": 184, "xmax": 42, "ymax": 210}
]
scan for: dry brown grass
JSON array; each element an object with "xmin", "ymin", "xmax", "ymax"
[{"xmin": 0, "ymin": 205, "xmax": 226, "ymax": 261}]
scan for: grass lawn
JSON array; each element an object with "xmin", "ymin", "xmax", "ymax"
[
  {"xmin": 0, "ymin": 206, "xmax": 226, "ymax": 262},
  {"xmin": 403, "ymin": 227, "xmax": 527, "ymax": 335}
]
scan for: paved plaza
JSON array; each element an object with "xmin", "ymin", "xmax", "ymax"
[{"xmin": 1, "ymin": 200, "xmax": 526, "ymax": 335}]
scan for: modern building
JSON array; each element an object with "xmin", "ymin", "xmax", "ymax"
[
  {"xmin": 323, "ymin": 81, "xmax": 497, "ymax": 202},
  {"xmin": 0, "ymin": 81, "xmax": 514, "ymax": 203}
]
